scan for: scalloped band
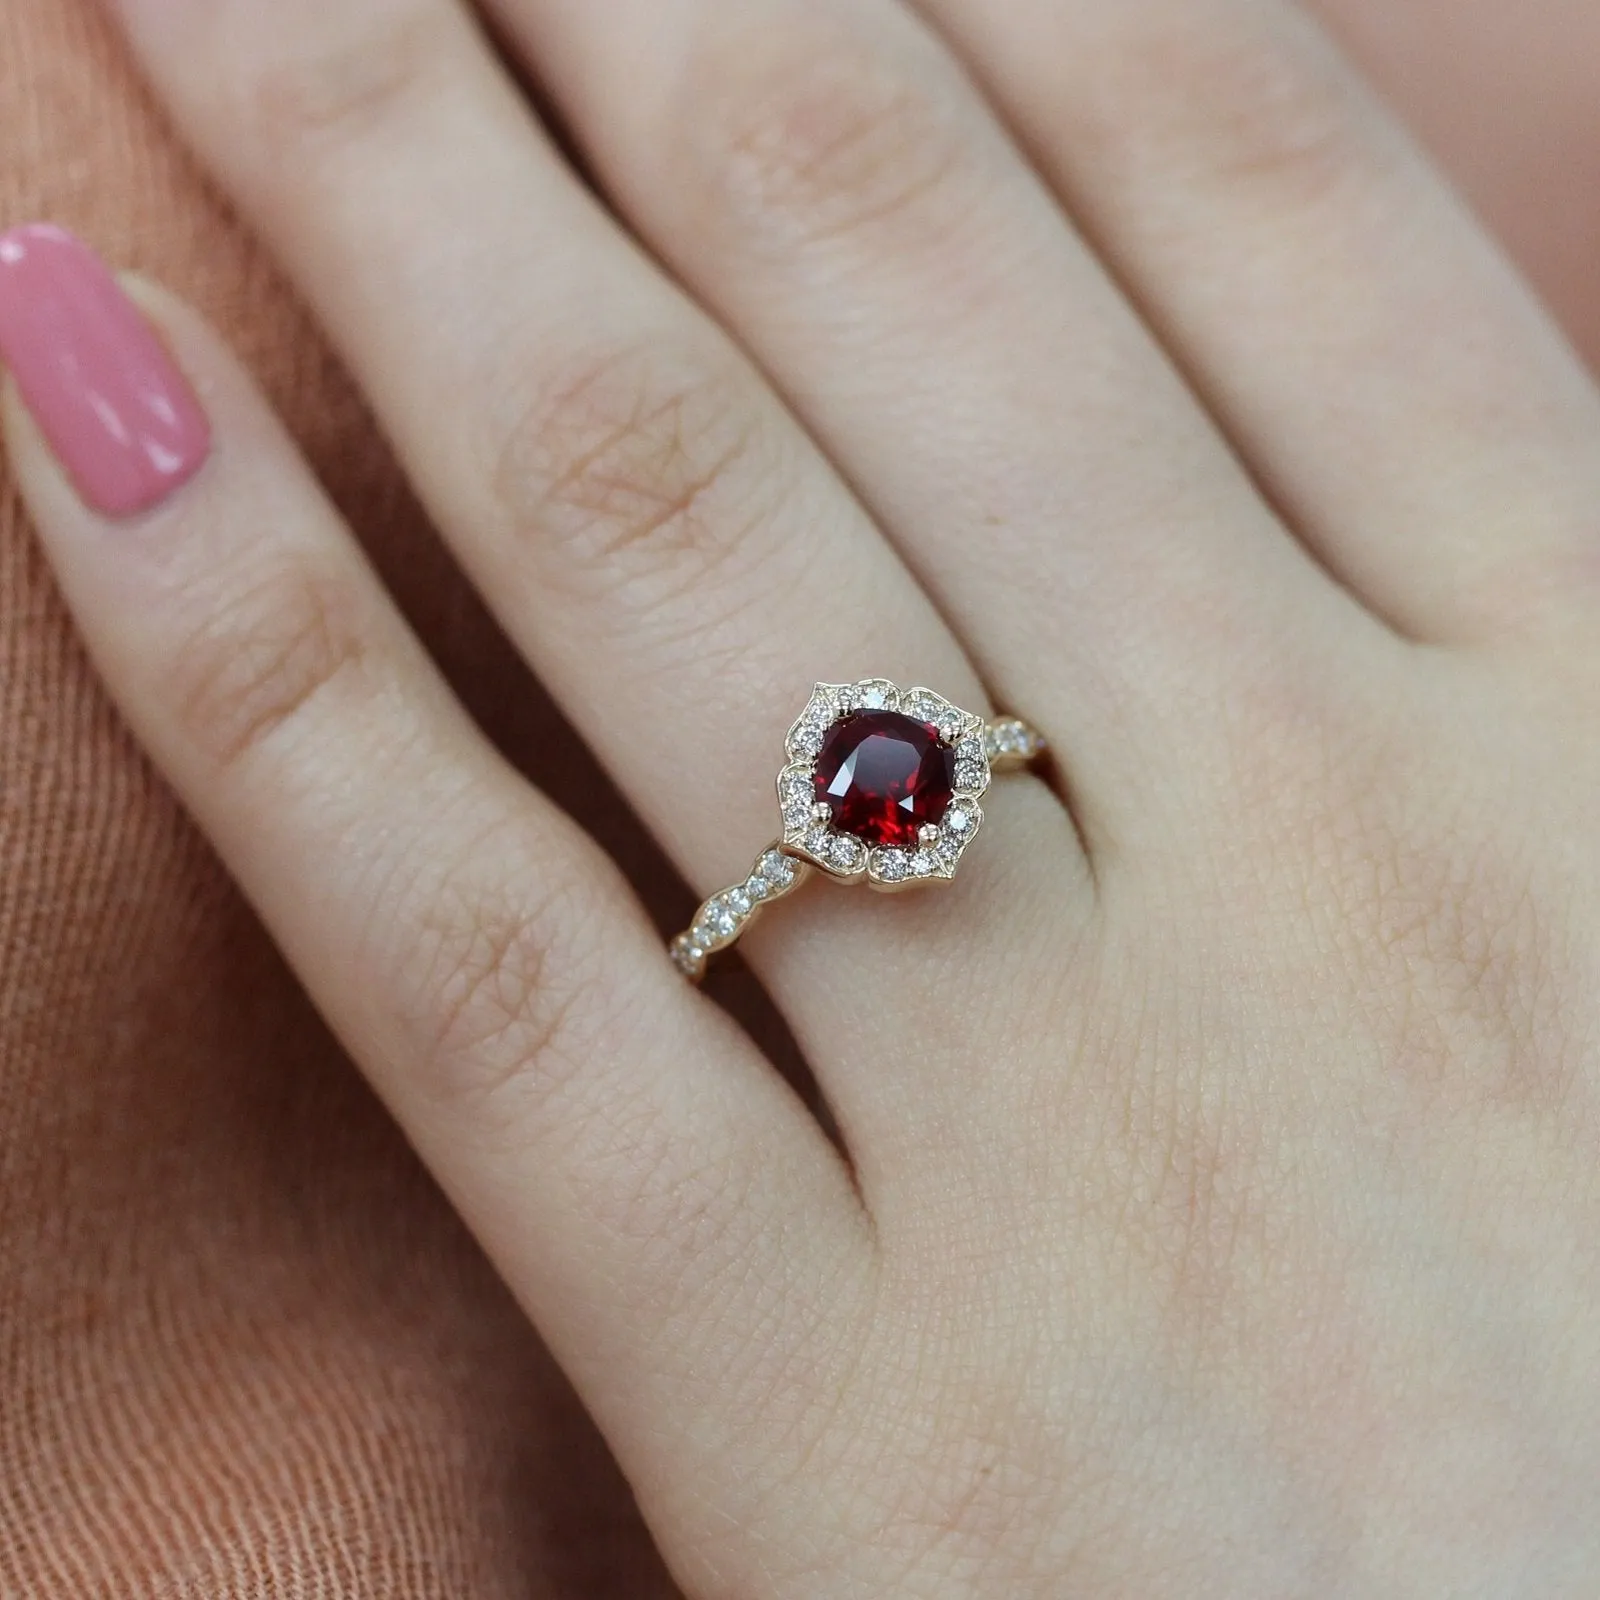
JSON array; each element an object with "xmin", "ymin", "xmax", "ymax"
[{"xmin": 670, "ymin": 681, "xmax": 1046, "ymax": 983}]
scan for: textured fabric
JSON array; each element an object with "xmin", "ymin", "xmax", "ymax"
[{"xmin": 0, "ymin": 0, "xmax": 1595, "ymax": 1594}]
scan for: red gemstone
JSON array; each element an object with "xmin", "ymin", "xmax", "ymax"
[{"xmin": 813, "ymin": 712, "xmax": 956, "ymax": 848}]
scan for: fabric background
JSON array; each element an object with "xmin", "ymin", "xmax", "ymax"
[{"xmin": 0, "ymin": 0, "xmax": 1595, "ymax": 1594}]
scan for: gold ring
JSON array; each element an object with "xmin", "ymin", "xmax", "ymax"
[{"xmin": 670, "ymin": 679, "xmax": 1047, "ymax": 982}]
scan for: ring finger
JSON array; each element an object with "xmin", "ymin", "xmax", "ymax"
[
  {"xmin": 101, "ymin": 0, "xmax": 1085, "ymax": 1161},
  {"xmin": 480, "ymin": 0, "xmax": 1385, "ymax": 848}
]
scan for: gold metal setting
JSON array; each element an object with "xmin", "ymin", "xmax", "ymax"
[{"xmin": 670, "ymin": 680, "xmax": 1046, "ymax": 983}]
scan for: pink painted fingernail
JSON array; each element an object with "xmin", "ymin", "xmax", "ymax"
[{"xmin": 0, "ymin": 224, "xmax": 210, "ymax": 517}]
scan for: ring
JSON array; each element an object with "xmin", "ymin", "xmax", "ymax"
[{"xmin": 670, "ymin": 679, "xmax": 1047, "ymax": 982}]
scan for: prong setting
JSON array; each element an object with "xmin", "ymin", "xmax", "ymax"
[
  {"xmin": 778, "ymin": 679, "xmax": 993, "ymax": 889},
  {"xmin": 677, "ymin": 684, "xmax": 1042, "ymax": 979}
]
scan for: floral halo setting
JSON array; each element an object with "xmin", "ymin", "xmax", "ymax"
[
  {"xmin": 778, "ymin": 678, "xmax": 993, "ymax": 891},
  {"xmin": 671, "ymin": 679, "xmax": 1046, "ymax": 980}
]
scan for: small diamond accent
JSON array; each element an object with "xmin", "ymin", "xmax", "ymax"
[
  {"xmin": 831, "ymin": 835, "xmax": 865, "ymax": 870},
  {"xmin": 910, "ymin": 850, "xmax": 939, "ymax": 878},
  {"xmin": 759, "ymin": 850, "xmax": 797, "ymax": 889},
  {"xmin": 985, "ymin": 719, "xmax": 1043, "ymax": 761},
  {"xmin": 946, "ymin": 803, "xmax": 975, "ymax": 834},
  {"xmin": 955, "ymin": 760, "xmax": 989, "ymax": 792},
  {"xmin": 779, "ymin": 770, "xmax": 814, "ymax": 829},
  {"xmin": 744, "ymin": 874, "xmax": 770, "ymax": 902},
  {"xmin": 797, "ymin": 686, "xmax": 844, "ymax": 728},
  {"xmin": 728, "ymin": 886, "xmax": 753, "ymax": 917},
  {"xmin": 670, "ymin": 937, "xmax": 705, "ymax": 978},
  {"xmin": 858, "ymin": 682, "xmax": 891, "ymax": 710},
  {"xmin": 697, "ymin": 900, "xmax": 738, "ymax": 942},
  {"xmin": 936, "ymin": 831, "xmax": 964, "ymax": 863},
  {"xmin": 873, "ymin": 848, "xmax": 909, "ymax": 883},
  {"xmin": 957, "ymin": 736, "xmax": 987, "ymax": 766}
]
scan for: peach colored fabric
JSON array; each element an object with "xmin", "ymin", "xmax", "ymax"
[{"xmin": 0, "ymin": 0, "xmax": 1595, "ymax": 1593}]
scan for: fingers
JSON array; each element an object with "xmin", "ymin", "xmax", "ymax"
[
  {"xmin": 905, "ymin": 0, "xmax": 1600, "ymax": 648},
  {"xmin": 97, "ymin": 0, "xmax": 1087, "ymax": 1159},
  {"xmin": 482, "ymin": 0, "xmax": 1375, "ymax": 845},
  {"xmin": 99, "ymin": 0, "xmax": 987, "ymax": 874},
  {"xmin": 0, "ymin": 231, "xmax": 873, "ymax": 1522}
]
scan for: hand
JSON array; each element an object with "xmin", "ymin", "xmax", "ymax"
[{"xmin": 4, "ymin": 0, "xmax": 1599, "ymax": 1593}]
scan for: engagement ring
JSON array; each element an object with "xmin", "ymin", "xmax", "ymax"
[{"xmin": 671, "ymin": 679, "xmax": 1046, "ymax": 981}]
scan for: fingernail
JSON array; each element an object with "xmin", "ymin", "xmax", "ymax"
[{"xmin": 0, "ymin": 224, "xmax": 210, "ymax": 518}]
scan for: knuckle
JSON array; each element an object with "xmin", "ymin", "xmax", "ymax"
[
  {"xmin": 392, "ymin": 843, "xmax": 772, "ymax": 1307},
  {"xmin": 685, "ymin": 11, "xmax": 971, "ymax": 250},
  {"xmin": 1089, "ymin": 12, "xmax": 1376, "ymax": 215},
  {"xmin": 1336, "ymin": 803, "xmax": 1574, "ymax": 1112},
  {"xmin": 395, "ymin": 855, "xmax": 771, "ymax": 1328},
  {"xmin": 165, "ymin": 563, "xmax": 370, "ymax": 774},
  {"xmin": 1263, "ymin": 708, "xmax": 1583, "ymax": 1119},
  {"xmin": 489, "ymin": 341, "xmax": 774, "ymax": 596},
  {"xmin": 246, "ymin": 5, "xmax": 452, "ymax": 165},
  {"xmin": 402, "ymin": 857, "xmax": 600, "ymax": 1125}
]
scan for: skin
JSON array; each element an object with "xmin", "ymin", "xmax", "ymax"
[
  {"xmin": 9, "ymin": 0, "xmax": 1600, "ymax": 1593},
  {"xmin": 1318, "ymin": 0, "xmax": 1600, "ymax": 372}
]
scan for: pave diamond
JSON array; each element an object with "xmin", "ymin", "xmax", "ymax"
[
  {"xmin": 986, "ymin": 718, "xmax": 1044, "ymax": 761},
  {"xmin": 831, "ymin": 834, "xmax": 865, "ymax": 871},
  {"xmin": 671, "ymin": 936, "xmax": 706, "ymax": 978},
  {"xmin": 693, "ymin": 907, "xmax": 734, "ymax": 948},
  {"xmin": 759, "ymin": 850, "xmax": 798, "ymax": 889},
  {"xmin": 778, "ymin": 767, "xmax": 814, "ymax": 830},
  {"xmin": 872, "ymin": 848, "xmax": 909, "ymax": 883},
  {"xmin": 954, "ymin": 758, "xmax": 989, "ymax": 793}
]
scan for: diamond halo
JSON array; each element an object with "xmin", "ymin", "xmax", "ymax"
[
  {"xmin": 779, "ymin": 680, "xmax": 991, "ymax": 892},
  {"xmin": 669, "ymin": 681, "xmax": 1042, "ymax": 981}
]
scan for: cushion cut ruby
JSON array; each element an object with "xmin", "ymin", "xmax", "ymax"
[{"xmin": 813, "ymin": 711, "xmax": 956, "ymax": 849}]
